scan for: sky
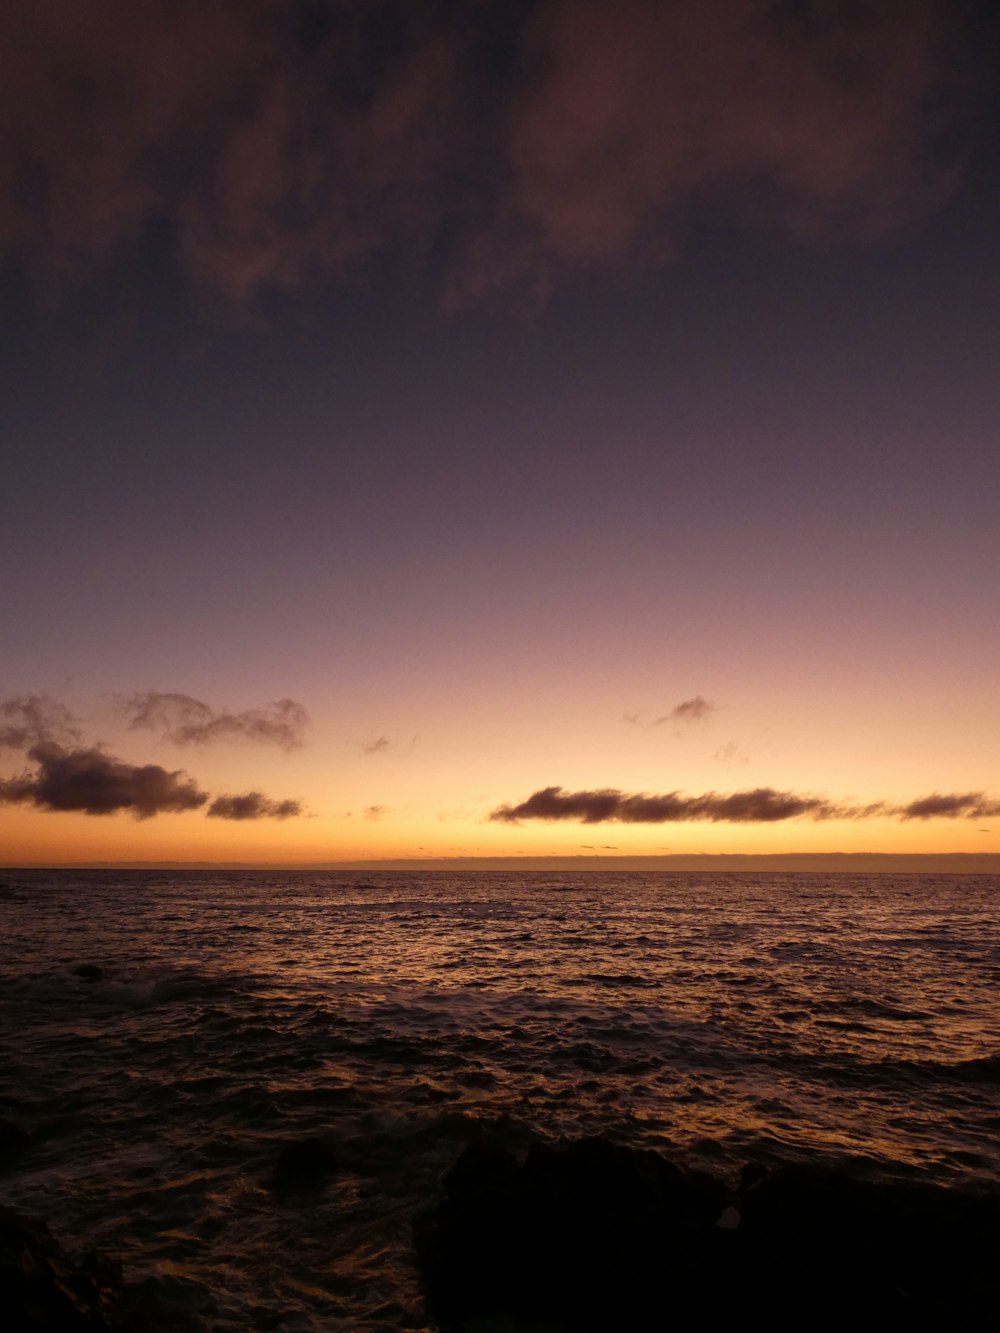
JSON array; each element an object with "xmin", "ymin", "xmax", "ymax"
[{"xmin": 2, "ymin": 0, "xmax": 999, "ymax": 867}]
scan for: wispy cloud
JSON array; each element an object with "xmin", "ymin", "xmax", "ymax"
[
  {"xmin": 491, "ymin": 784, "xmax": 1000, "ymax": 825},
  {"xmin": 123, "ymin": 692, "xmax": 308, "ymax": 750},
  {"xmin": 207, "ymin": 792, "xmax": 303, "ymax": 821},
  {"xmin": 362, "ymin": 736, "xmax": 392, "ymax": 755},
  {"xmin": 626, "ymin": 697, "xmax": 717, "ymax": 730},
  {"xmin": 365, "ymin": 804, "xmax": 389, "ymax": 821},
  {"xmin": 0, "ymin": 743, "xmax": 208, "ymax": 818},
  {"xmin": 653, "ymin": 696, "xmax": 715, "ymax": 726},
  {"xmin": 715, "ymin": 742, "xmax": 749, "ymax": 765},
  {"xmin": 357, "ymin": 734, "xmax": 420, "ymax": 756},
  {"xmin": 0, "ymin": 695, "xmax": 82, "ymax": 750}
]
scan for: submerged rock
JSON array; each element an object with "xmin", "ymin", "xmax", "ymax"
[
  {"xmin": 0, "ymin": 1205, "xmax": 136, "ymax": 1330},
  {"xmin": 0, "ymin": 1117, "xmax": 32, "ymax": 1171},
  {"xmin": 73, "ymin": 965, "xmax": 105, "ymax": 983},
  {"xmin": 268, "ymin": 1136, "xmax": 338, "ymax": 1195},
  {"xmin": 417, "ymin": 1137, "xmax": 1000, "ymax": 1329}
]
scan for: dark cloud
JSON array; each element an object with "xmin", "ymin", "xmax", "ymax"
[
  {"xmin": 0, "ymin": 1, "xmax": 966, "ymax": 302},
  {"xmin": 0, "ymin": 742, "xmax": 207, "ymax": 818},
  {"xmin": 456, "ymin": 0, "xmax": 967, "ymax": 298},
  {"xmin": 0, "ymin": 1, "xmax": 461, "ymax": 300},
  {"xmin": 0, "ymin": 695, "xmax": 82, "ymax": 750},
  {"xmin": 206, "ymin": 792, "xmax": 303, "ymax": 820},
  {"xmin": 365, "ymin": 804, "xmax": 389, "ymax": 820},
  {"xmin": 0, "ymin": 694, "xmax": 305, "ymax": 823},
  {"xmin": 362, "ymin": 736, "xmax": 392, "ymax": 755},
  {"xmin": 896, "ymin": 793, "xmax": 1000, "ymax": 820},
  {"xmin": 654, "ymin": 696, "xmax": 715, "ymax": 726},
  {"xmin": 124, "ymin": 692, "xmax": 308, "ymax": 750}
]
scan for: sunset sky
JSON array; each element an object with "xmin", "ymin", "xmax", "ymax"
[{"xmin": 2, "ymin": 0, "xmax": 998, "ymax": 866}]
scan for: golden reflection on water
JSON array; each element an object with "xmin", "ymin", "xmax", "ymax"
[{"xmin": 0, "ymin": 870, "xmax": 997, "ymax": 1329}]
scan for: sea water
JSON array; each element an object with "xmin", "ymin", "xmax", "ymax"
[{"xmin": 1, "ymin": 870, "xmax": 997, "ymax": 1329}]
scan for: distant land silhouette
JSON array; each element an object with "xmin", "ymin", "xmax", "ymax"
[{"xmin": 4, "ymin": 853, "xmax": 1000, "ymax": 873}]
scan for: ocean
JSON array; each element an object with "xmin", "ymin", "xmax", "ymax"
[{"xmin": 1, "ymin": 870, "xmax": 998, "ymax": 1329}]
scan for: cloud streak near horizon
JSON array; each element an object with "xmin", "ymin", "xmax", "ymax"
[
  {"xmin": 0, "ymin": 0, "xmax": 965, "ymax": 302},
  {"xmin": 207, "ymin": 792, "xmax": 303, "ymax": 821},
  {"xmin": 491, "ymin": 786, "xmax": 1000, "ymax": 825},
  {"xmin": 896, "ymin": 793, "xmax": 1000, "ymax": 820}
]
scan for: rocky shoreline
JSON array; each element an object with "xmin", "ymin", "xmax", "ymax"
[{"xmin": 4, "ymin": 1132, "xmax": 1000, "ymax": 1330}]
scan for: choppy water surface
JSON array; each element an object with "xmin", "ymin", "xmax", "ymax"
[{"xmin": 1, "ymin": 870, "xmax": 998, "ymax": 1329}]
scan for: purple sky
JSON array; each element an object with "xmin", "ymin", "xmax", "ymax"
[{"xmin": 2, "ymin": 1, "xmax": 999, "ymax": 863}]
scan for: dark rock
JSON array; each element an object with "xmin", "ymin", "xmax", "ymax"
[
  {"xmin": 268, "ymin": 1137, "xmax": 338, "ymax": 1195},
  {"xmin": 73, "ymin": 965, "xmax": 104, "ymax": 983},
  {"xmin": 737, "ymin": 1161, "xmax": 1000, "ymax": 1319},
  {"xmin": 443, "ymin": 1139, "xmax": 522, "ymax": 1203},
  {"xmin": 417, "ymin": 1134, "xmax": 728, "ymax": 1329},
  {"xmin": 0, "ymin": 1205, "xmax": 137, "ymax": 1330},
  {"xmin": 737, "ymin": 1159, "xmax": 768, "ymax": 1193},
  {"xmin": 417, "ymin": 1136, "xmax": 1000, "ymax": 1330}
]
